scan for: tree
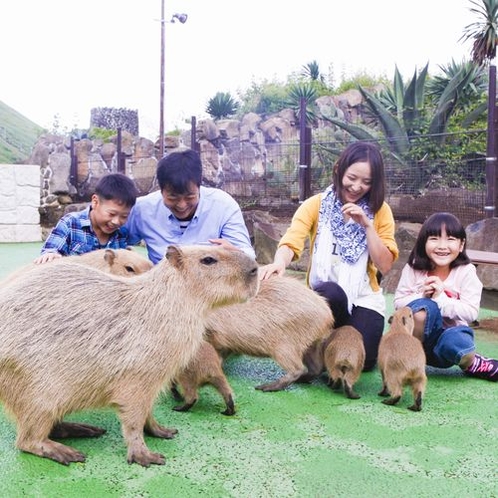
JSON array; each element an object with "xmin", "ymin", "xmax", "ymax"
[
  {"xmin": 206, "ymin": 92, "xmax": 239, "ymax": 120},
  {"xmin": 460, "ymin": 0, "xmax": 498, "ymax": 217}
]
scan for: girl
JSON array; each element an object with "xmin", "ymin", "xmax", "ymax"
[
  {"xmin": 394, "ymin": 212, "xmax": 497, "ymax": 381},
  {"xmin": 260, "ymin": 141, "xmax": 399, "ymax": 371}
]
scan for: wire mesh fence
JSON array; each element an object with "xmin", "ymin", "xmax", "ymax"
[{"xmin": 224, "ymin": 129, "xmax": 488, "ymax": 226}]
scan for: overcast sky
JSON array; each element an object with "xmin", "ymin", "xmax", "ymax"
[{"xmin": 1, "ymin": 0, "xmax": 477, "ymax": 140}]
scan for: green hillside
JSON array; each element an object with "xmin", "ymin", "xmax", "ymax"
[{"xmin": 0, "ymin": 101, "xmax": 45, "ymax": 164}]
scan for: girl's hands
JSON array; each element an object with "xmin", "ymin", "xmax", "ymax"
[{"xmin": 421, "ymin": 275, "xmax": 444, "ymax": 298}]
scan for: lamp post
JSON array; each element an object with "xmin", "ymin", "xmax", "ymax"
[{"xmin": 159, "ymin": 2, "xmax": 187, "ymax": 158}]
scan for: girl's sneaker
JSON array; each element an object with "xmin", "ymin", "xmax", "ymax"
[{"xmin": 465, "ymin": 354, "xmax": 498, "ymax": 382}]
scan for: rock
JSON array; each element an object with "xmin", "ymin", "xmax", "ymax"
[{"xmin": 466, "ymin": 218, "xmax": 498, "ymax": 291}]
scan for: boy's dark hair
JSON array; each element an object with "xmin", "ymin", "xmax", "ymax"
[
  {"xmin": 95, "ymin": 173, "xmax": 138, "ymax": 207},
  {"xmin": 332, "ymin": 141, "xmax": 386, "ymax": 213},
  {"xmin": 156, "ymin": 149, "xmax": 202, "ymax": 193},
  {"xmin": 408, "ymin": 212, "xmax": 471, "ymax": 271}
]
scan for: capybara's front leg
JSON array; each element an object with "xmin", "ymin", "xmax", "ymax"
[
  {"xmin": 144, "ymin": 414, "xmax": 178, "ymax": 439},
  {"xmin": 16, "ymin": 417, "xmax": 85, "ymax": 465},
  {"xmin": 119, "ymin": 405, "xmax": 169, "ymax": 467},
  {"xmin": 50, "ymin": 421, "xmax": 106, "ymax": 439}
]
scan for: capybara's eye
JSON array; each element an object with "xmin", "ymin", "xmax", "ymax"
[
  {"xmin": 125, "ymin": 266, "xmax": 135, "ymax": 273},
  {"xmin": 200, "ymin": 256, "xmax": 218, "ymax": 266}
]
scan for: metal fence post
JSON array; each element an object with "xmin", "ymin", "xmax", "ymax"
[
  {"xmin": 298, "ymin": 97, "xmax": 311, "ymax": 202},
  {"xmin": 486, "ymin": 65, "xmax": 497, "ymax": 218}
]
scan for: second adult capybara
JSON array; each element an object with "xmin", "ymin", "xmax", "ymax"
[
  {"xmin": 323, "ymin": 325, "xmax": 366, "ymax": 399},
  {"xmin": 0, "ymin": 245, "xmax": 259, "ymax": 466},
  {"xmin": 378, "ymin": 306, "xmax": 427, "ymax": 411},
  {"xmin": 1, "ymin": 247, "xmax": 153, "ymax": 286},
  {"xmin": 204, "ymin": 275, "xmax": 334, "ymax": 392},
  {"xmin": 171, "ymin": 341, "xmax": 235, "ymax": 415}
]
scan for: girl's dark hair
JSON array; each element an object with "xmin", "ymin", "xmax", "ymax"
[
  {"xmin": 95, "ymin": 173, "xmax": 138, "ymax": 207},
  {"xmin": 408, "ymin": 212, "xmax": 471, "ymax": 271},
  {"xmin": 156, "ymin": 148, "xmax": 202, "ymax": 193},
  {"xmin": 332, "ymin": 141, "xmax": 385, "ymax": 213}
]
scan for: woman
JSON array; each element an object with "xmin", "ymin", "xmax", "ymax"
[{"xmin": 260, "ymin": 141, "xmax": 399, "ymax": 370}]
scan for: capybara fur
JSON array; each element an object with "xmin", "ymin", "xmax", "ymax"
[
  {"xmin": 378, "ymin": 306, "xmax": 427, "ymax": 411},
  {"xmin": 204, "ymin": 275, "xmax": 334, "ymax": 392},
  {"xmin": 1, "ymin": 247, "xmax": 153, "ymax": 286},
  {"xmin": 171, "ymin": 341, "xmax": 235, "ymax": 415},
  {"xmin": 0, "ymin": 245, "xmax": 258, "ymax": 466},
  {"xmin": 324, "ymin": 326, "xmax": 365, "ymax": 399}
]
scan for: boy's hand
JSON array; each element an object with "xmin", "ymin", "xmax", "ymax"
[{"xmin": 33, "ymin": 253, "xmax": 62, "ymax": 265}]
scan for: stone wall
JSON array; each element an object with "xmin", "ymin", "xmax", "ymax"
[{"xmin": 0, "ymin": 164, "xmax": 41, "ymax": 242}]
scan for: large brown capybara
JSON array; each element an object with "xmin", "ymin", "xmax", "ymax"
[
  {"xmin": 0, "ymin": 245, "xmax": 259, "ymax": 466},
  {"xmin": 171, "ymin": 341, "xmax": 235, "ymax": 415},
  {"xmin": 204, "ymin": 275, "xmax": 334, "ymax": 392},
  {"xmin": 1, "ymin": 248, "xmax": 153, "ymax": 285},
  {"xmin": 378, "ymin": 306, "xmax": 427, "ymax": 411},
  {"xmin": 324, "ymin": 325, "xmax": 366, "ymax": 399}
]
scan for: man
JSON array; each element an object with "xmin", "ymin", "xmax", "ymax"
[{"xmin": 126, "ymin": 148, "xmax": 255, "ymax": 264}]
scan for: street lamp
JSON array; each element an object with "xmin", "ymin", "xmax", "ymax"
[{"xmin": 159, "ymin": 2, "xmax": 188, "ymax": 158}]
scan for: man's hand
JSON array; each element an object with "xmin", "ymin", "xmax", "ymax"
[{"xmin": 207, "ymin": 238, "xmax": 241, "ymax": 251}]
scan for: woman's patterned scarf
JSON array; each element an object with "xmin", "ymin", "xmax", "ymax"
[{"xmin": 320, "ymin": 185, "xmax": 373, "ymax": 264}]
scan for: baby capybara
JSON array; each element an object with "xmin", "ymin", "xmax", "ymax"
[
  {"xmin": 1, "ymin": 247, "xmax": 153, "ymax": 285},
  {"xmin": 171, "ymin": 341, "xmax": 235, "ymax": 415},
  {"xmin": 378, "ymin": 306, "xmax": 427, "ymax": 411},
  {"xmin": 204, "ymin": 275, "xmax": 334, "ymax": 391},
  {"xmin": 324, "ymin": 325, "xmax": 365, "ymax": 399},
  {"xmin": 0, "ymin": 245, "xmax": 258, "ymax": 466}
]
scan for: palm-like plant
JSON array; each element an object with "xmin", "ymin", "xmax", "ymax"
[
  {"xmin": 285, "ymin": 83, "xmax": 318, "ymax": 125},
  {"xmin": 206, "ymin": 92, "xmax": 239, "ymax": 120},
  {"xmin": 460, "ymin": 0, "xmax": 498, "ymax": 217},
  {"xmin": 460, "ymin": 0, "xmax": 498, "ymax": 66},
  {"xmin": 301, "ymin": 60, "xmax": 325, "ymax": 84}
]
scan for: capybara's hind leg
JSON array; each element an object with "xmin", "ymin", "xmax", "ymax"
[
  {"xmin": 255, "ymin": 353, "xmax": 307, "ymax": 391},
  {"xmin": 209, "ymin": 375, "xmax": 236, "ymax": 415},
  {"xmin": 343, "ymin": 380, "xmax": 361, "ymax": 400},
  {"xmin": 378, "ymin": 373, "xmax": 390, "ymax": 397},
  {"xmin": 172, "ymin": 383, "xmax": 198, "ymax": 413},
  {"xmin": 328, "ymin": 377, "xmax": 342, "ymax": 390},
  {"xmin": 50, "ymin": 421, "xmax": 106, "ymax": 439},
  {"xmin": 16, "ymin": 416, "xmax": 85, "ymax": 465},
  {"xmin": 170, "ymin": 383, "xmax": 183, "ymax": 402},
  {"xmin": 408, "ymin": 390, "xmax": 423, "ymax": 412}
]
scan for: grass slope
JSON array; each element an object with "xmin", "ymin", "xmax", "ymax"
[{"xmin": 0, "ymin": 101, "xmax": 44, "ymax": 164}]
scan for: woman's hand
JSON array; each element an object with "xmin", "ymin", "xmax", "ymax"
[
  {"xmin": 341, "ymin": 202, "xmax": 372, "ymax": 228},
  {"xmin": 258, "ymin": 262, "xmax": 286, "ymax": 280}
]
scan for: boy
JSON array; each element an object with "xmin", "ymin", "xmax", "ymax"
[{"xmin": 35, "ymin": 173, "xmax": 138, "ymax": 264}]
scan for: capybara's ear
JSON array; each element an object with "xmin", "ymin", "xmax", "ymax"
[
  {"xmin": 104, "ymin": 249, "xmax": 117, "ymax": 266},
  {"xmin": 165, "ymin": 245, "xmax": 184, "ymax": 269},
  {"xmin": 388, "ymin": 315, "xmax": 394, "ymax": 324}
]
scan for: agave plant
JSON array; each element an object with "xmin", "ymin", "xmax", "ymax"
[
  {"xmin": 321, "ymin": 63, "xmax": 484, "ymax": 163},
  {"xmin": 206, "ymin": 92, "xmax": 239, "ymax": 120},
  {"xmin": 285, "ymin": 83, "xmax": 318, "ymax": 125}
]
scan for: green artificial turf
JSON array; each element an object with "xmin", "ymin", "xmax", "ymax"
[{"xmin": 0, "ymin": 243, "xmax": 496, "ymax": 497}]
